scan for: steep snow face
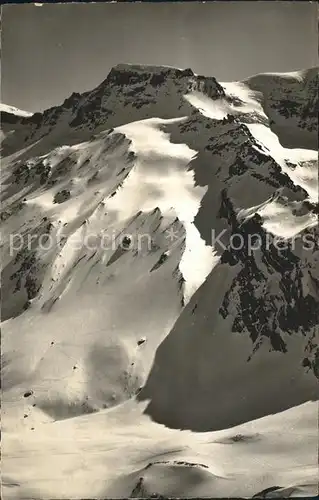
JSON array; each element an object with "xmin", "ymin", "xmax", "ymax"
[
  {"xmin": 140, "ymin": 216, "xmax": 319, "ymax": 430},
  {"xmin": 1, "ymin": 63, "xmax": 318, "ymax": 499},
  {"xmin": 116, "ymin": 117, "xmax": 217, "ymax": 303},
  {"xmin": 1, "ymin": 117, "xmax": 217, "ymax": 427}
]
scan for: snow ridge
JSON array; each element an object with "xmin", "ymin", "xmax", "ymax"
[{"xmin": 1, "ymin": 63, "xmax": 318, "ymax": 500}]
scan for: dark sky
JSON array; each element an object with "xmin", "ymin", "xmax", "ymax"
[{"xmin": 1, "ymin": 2, "xmax": 318, "ymax": 112}]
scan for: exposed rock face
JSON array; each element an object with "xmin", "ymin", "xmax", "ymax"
[
  {"xmin": 1, "ymin": 63, "xmax": 318, "ymax": 434},
  {"xmin": 0, "ymin": 64, "xmax": 226, "ymax": 157}
]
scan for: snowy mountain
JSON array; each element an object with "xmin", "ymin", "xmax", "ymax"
[{"xmin": 1, "ymin": 64, "xmax": 318, "ymax": 499}]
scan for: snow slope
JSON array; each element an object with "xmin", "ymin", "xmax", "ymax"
[{"xmin": 1, "ymin": 63, "xmax": 318, "ymax": 498}]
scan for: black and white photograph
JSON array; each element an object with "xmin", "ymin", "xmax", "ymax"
[{"xmin": 1, "ymin": 2, "xmax": 318, "ymax": 498}]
